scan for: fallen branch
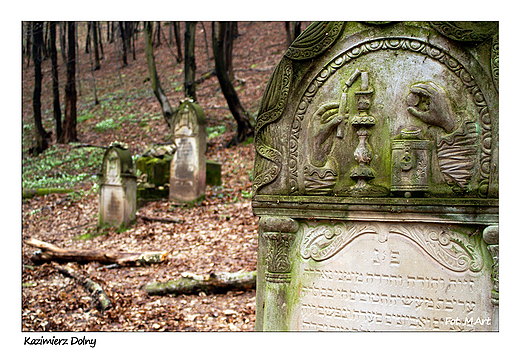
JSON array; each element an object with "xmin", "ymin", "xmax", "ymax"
[
  {"xmin": 56, "ymin": 264, "xmax": 112, "ymax": 311},
  {"xmin": 145, "ymin": 271, "xmax": 256, "ymax": 296},
  {"xmin": 137, "ymin": 214, "xmax": 183, "ymax": 224},
  {"xmin": 25, "ymin": 238, "xmax": 168, "ymax": 266},
  {"xmin": 22, "ymin": 188, "xmax": 74, "ymax": 199}
]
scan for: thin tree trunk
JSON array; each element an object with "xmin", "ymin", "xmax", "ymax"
[
  {"xmin": 91, "ymin": 21, "xmax": 101, "ymax": 70},
  {"xmin": 184, "ymin": 21, "xmax": 197, "ymax": 101},
  {"xmin": 118, "ymin": 21, "xmax": 128, "ymax": 67},
  {"xmin": 62, "ymin": 21, "xmax": 77, "ymax": 143},
  {"xmin": 97, "ymin": 22, "xmax": 104, "ymax": 58},
  {"xmin": 285, "ymin": 21, "xmax": 302, "ymax": 48},
  {"xmin": 88, "ymin": 31, "xmax": 100, "ymax": 106},
  {"xmin": 154, "ymin": 21, "xmax": 161, "ymax": 47},
  {"xmin": 31, "ymin": 21, "xmax": 49, "ymax": 155},
  {"xmin": 49, "ymin": 21, "xmax": 62, "ymax": 141},
  {"xmin": 200, "ymin": 22, "xmax": 211, "ymax": 70},
  {"xmin": 24, "ymin": 22, "xmax": 32, "ymax": 68},
  {"xmin": 85, "ymin": 22, "xmax": 91, "ymax": 53},
  {"xmin": 173, "ymin": 22, "xmax": 183, "ymax": 63},
  {"xmin": 59, "ymin": 22, "xmax": 67, "ymax": 63},
  {"xmin": 212, "ymin": 21, "xmax": 254, "ymax": 146},
  {"xmin": 144, "ymin": 21, "xmax": 173, "ymax": 128},
  {"xmin": 113, "ymin": 32, "xmax": 123, "ymax": 85},
  {"xmin": 223, "ymin": 21, "xmax": 236, "ymax": 80}
]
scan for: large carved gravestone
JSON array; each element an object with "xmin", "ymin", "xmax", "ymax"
[
  {"xmin": 169, "ymin": 99, "xmax": 207, "ymax": 203},
  {"xmin": 252, "ymin": 22, "xmax": 498, "ymax": 331},
  {"xmin": 98, "ymin": 143, "xmax": 137, "ymax": 228}
]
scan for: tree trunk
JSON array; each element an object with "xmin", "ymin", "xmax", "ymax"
[
  {"xmin": 223, "ymin": 21, "xmax": 236, "ymax": 80},
  {"xmin": 118, "ymin": 21, "xmax": 128, "ymax": 67},
  {"xmin": 61, "ymin": 21, "xmax": 78, "ymax": 143},
  {"xmin": 184, "ymin": 21, "xmax": 197, "ymax": 101},
  {"xmin": 285, "ymin": 21, "xmax": 302, "ymax": 48},
  {"xmin": 59, "ymin": 22, "xmax": 67, "ymax": 63},
  {"xmin": 173, "ymin": 21, "xmax": 183, "ymax": 63},
  {"xmin": 212, "ymin": 21, "xmax": 254, "ymax": 146},
  {"xmin": 145, "ymin": 271, "xmax": 256, "ymax": 296},
  {"xmin": 144, "ymin": 21, "xmax": 173, "ymax": 128},
  {"xmin": 154, "ymin": 21, "xmax": 161, "ymax": 47},
  {"xmin": 24, "ymin": 22, "xmax": 32, "ymax": 68},
  {"xmin": 91, "ymin": 21, "xmax": 101, "ymax": 70},
  {"xmin": 25, "ymin": 238, "xmax": 168, "ymax": 266},
  {"xmin": 31, "ymin": 21, "xmax": 49, "ymax": 155},
  {"xmin": 49, "ymin": 21, "xmax": 62, "ymax": 142}
]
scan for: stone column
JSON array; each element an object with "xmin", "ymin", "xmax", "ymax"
[
  {"xmin": 257, "ymin": 216, "xmax": 299, "ymax": 331},
  {"xmin": 483, "ymin": 225, "xmax": 499, "ymax": 331}
]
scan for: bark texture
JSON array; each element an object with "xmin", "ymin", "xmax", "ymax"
[{"xmin": 145, "ymin": 271, "xmax": 256, "ymax": 296}]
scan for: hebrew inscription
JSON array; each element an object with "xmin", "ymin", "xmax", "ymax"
[{"xmin": 293, "ymin": 221, "xmax": 492, "ymax": 331}]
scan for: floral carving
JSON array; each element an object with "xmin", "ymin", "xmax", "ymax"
[{"xmin": 301, "ymin": 221, "xmax": 484, "ymax": 273}]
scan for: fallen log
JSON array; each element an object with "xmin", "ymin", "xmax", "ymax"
[
  {"xmin": 145, "ymin": 271, "xmax": 256, "ymax": 296},
  {"xmin": 25, "ymin": 238, "xmax": 168, "ymax": 266},
  {"xmin": 56, "ymin": 264, "xmax": 112, "ymax": 311},
  {"xmin": 137, "ymin": 214, "xmax": 183, "ymax": 224},
  {"xmin": 23, "ymin": 188, "xmax": 74, "ymax": 199}
]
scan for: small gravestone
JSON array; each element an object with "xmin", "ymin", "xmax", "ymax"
[
  {"xmin": 169, "ymin": 99, "xmax": 207, "ymax": 203},
  {"xmin": 252, "ymin": 22, "xmax": 498, "ymax": 331},
  {"xmin": 98, "ymin": 142, "xmax": 137, "ymax": 228}
]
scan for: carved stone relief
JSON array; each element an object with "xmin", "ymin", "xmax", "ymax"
[
  {"xmin": 260, "ymin": 216, "xmax": 299, "ymax": 283},
  {"xmin": 288, "ymin": 37, "xmax": 492, "ymax": 197}
]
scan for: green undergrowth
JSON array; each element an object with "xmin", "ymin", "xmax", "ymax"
[{"xmin": 22, "ymin": 144, "xmax": 105, "ymax": 191}]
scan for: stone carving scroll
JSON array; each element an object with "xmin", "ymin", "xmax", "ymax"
[{"xmin": 301, "ymin": 221, "xmax": 483, "ymax": 273}]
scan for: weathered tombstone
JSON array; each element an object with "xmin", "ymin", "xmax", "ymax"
[
  {"xmin": 169, "ymin": 99, "xmax": 207, "ymax": 203},
  {"xmin": 98, "ymin": 142, "xmax": 137, "ymax": 228},
  {"xmin": 252, "ymin": 21, "xmax": 498, "ymax": 331}
]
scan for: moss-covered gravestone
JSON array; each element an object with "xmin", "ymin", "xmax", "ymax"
[
  {"xmin": 169, "ymin": 99, "xmax": 207, "ymax": 203},
  {"xmin": 252, "ymin": 21, "xmax": 498, "ymax": 331},
  {"xmin": 98, "ymin": 143, "xmax": 137, "ymax": 228}
]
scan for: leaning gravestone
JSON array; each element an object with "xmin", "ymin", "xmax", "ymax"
[
  {"xmin": 98, "ymin": 142, "xmax": 137, "ymax": 228},
  {"xmin": 252, "ymin": 21, "xmax": 498, "ymax": 331},
  {"xmin": 169, "ymin": 99, "xmax": 207, "ymax": 203}
]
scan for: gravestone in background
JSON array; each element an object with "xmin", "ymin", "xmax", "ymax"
[
  {"xmin": 252, "ymin": 21, "xmax": 498, "ymax": 331},
  {"xmin": 98, "ymin": 143, "xmax": 137, "ymax": 228},
  {"xmin": 169, "ymin": 99, "xmax": 207, "ymax": 203}
]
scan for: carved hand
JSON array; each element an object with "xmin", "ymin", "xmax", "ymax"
[{"xmin": 407, "ymin": 82, "xmax": 457, "ymax": 133}]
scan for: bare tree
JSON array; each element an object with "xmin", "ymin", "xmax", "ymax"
[
  {"xmin": 61, "ymin": 21, "xmax": 78, "ymax": 143},
  {"xmin": 31, "ymin": 21, "xmax": 49, "ymax": 154},
  {"xmin": 144, "ymin": 21, "xmax": 173, "ymax": 128},
  {"xmin": 212, "ymin": 21, "xmax": 254, "ymax": 146},
  {"xmin": 91, "ymin": 21, "xmax": 101, "ymax": 70},
  {"xmin": 173, "ymin": 22, "xmax": 183, "ymax": 63},
  {"xmin": 184, "ymin": 21, "xmax": 197, "ymax": 101},
  {"xmin": 49, "ymin": 21, "xmax": 62, "ymax": 141},
  {"xmin": 285, "ymin": 21, "xmax": 302, "ymax": 47}
]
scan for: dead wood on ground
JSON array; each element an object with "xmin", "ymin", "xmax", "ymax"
[
  {"xmin": 25, "ymin": 238, "xmax": 168, "ymax": 266},
  {"xmin": 56, "ymin": 263, "xmax": 112, "ymax": 311},
  {"xmin": 145, "ymin": 271, "xmax": 256, "ymax": 296}
]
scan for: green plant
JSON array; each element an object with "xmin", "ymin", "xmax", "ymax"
[
  {"xmin": 94, "ymin": 118, "xmax": 119, "ymax": 132},
  {"xmin": 22, "ymin": 145, "xmax": 105, "ymax": 190},
  {"xmin": 207, "ymin": 125, "xmax": 227, "ymax": 140}
]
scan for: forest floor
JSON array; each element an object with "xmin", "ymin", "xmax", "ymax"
[{"xmin": 21, "ymin": 21, "xmax": 306, "ymax": 332}]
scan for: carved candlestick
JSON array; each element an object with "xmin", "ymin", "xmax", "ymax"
[{"xmin": 345, "ymin": 72, "xmax": 387, "ymax": 197}]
